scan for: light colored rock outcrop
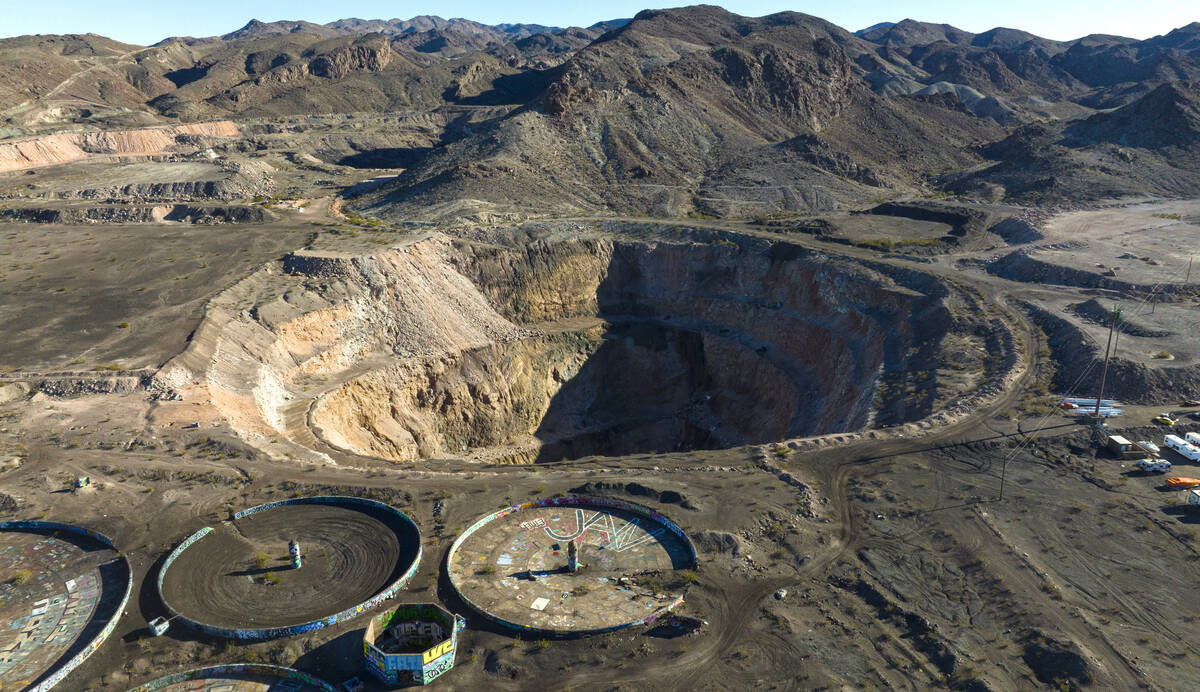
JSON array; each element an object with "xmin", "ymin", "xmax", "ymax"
[{"xmin": 0, "ymin": 121, "xmax": 239, "ymax": 173}]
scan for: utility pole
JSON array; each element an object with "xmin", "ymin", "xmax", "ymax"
[
  {"xmin": 999, "ymin": 441, "xmax": 1009, "ymax": 502},
  {"xmin": 1094, "ymin": 307, "xmax": 1122, "ymax": 419}
]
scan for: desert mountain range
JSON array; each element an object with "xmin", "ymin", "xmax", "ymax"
[{"xmin": 2, "ymin": 5, "xmax": 1199, "ymax": 217}]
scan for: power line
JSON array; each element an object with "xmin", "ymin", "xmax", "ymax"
[{"xmin": 994, "ymin": 251, "xmax": 1195, "ymax": 501}]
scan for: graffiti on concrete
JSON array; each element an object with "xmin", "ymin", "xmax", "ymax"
[
  {"xmin": 421, "ymin": 651, "xmax": 455, "ymax": 684},
  {"xmin": 0, "ymin": 521, "xmax": 133, "ymax": 692},
  {"xmin": 421, "ymin": 639, "xmax": 454, "ymax": 665},
  {"xmin": 544, "ymin": 509, "xmax": 665, "ymax": 552},
  {"xmin": 445, "ymin": 496, "xmax": 698, "ymax": 637},
  {"xmin": 127, "ymin": 663, "xmax": 336, "ymax": 691}
]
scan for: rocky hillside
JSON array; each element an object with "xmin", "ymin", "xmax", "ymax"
[
  {"xmin": 853, "ymin": 19, "xmax": 1200, "ymax": 123},
  {"xmin": 946, "ymin": 81, "xmax": 1200, "ymax": 202},
  {"xmin": 3, "ymin": 6, "xmax": 1200, "ymax": 213},
  {"xmin": 360, "ymin": 7, "xmax": 1003, "ymax": 218},
  {"xmin": 0, "ymin": 16, "xmax": 613, "ymax": 130}
]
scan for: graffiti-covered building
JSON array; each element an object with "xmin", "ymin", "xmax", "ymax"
[{"xmin": 363, "ymin": 603, "xmax": 465, "ymax": 686}]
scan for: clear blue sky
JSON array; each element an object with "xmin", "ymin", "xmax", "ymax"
[{"xmin": 3, "ymin": 1, "xmax": 1196, "ymax": 45}]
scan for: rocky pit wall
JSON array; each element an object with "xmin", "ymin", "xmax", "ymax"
[
  {"xmin": 155, "ymin": 229, "xmax": 1011, "ymax": 465},
  {"xmin": 0, "ymin": 121, "xmax": 239, "ymax": 173},
  {"xmin": 153, "ymin": 237, "xmax": 528, "ymax": 464}
]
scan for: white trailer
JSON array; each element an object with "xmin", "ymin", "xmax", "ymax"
[
  {"xmin": 1165, "ymin": 435, "xmax": 1200, "ymax": 462},
  {"xmin": 1138, "ymin": 458, "xmax": 1172, "ymax": 473}
]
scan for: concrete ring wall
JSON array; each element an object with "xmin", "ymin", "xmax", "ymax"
[
  {"xmin": 445, "ymin": 495, "xmax": 698, "ymax": 637},
  {"xmin": 127, "ymin": 663, "xmax": 337, "ymax": 691},
  {"xmin": 156, "ymin": 496, "xmax": 422, "ymax": 640},
  {"xmin": 0, "ymin": 520, "xmax": 134, "ymax": 692}
]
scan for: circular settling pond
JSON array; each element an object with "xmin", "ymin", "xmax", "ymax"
[
  {"xmin": 0, "ymin": 522, "xmax": 130, "ymax": 689},
  {"xmin": 159, "ymin": 498, "xmax": 420, "ymax": 638},
  {"xmin": 447, "ymin": 497, "xmax": 696, "ymax": 634}
]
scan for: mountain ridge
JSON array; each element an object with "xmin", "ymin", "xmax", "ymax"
[{"xmin": 2, "ymin": 5, "xmax": 1199, "ymax": 216}]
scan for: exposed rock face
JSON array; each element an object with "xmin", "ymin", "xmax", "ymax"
[
  {"xmin": 308, "ymin": 35, "xmax": 394, "ymax": 78},
  {"xmin": 315, "ymin": 334, "xmax": 592, "ymax": 460},
  {"xmin": 0, "ymin": 121, "xmax": 239, "ymax": 173},
  {"xmin": 306, "ymin": 233, "xmax": 950, "ymax": 461},
  {"xmin": 160, "ymin": 226, "xmax": 1002, "ymax": 464},
  {"xmin": 155, "ymin": 237, "xmax": 527, "ymax": 462},
  {"xmin": 366, "ymin": 7, "xmax": 1001, "ymax": 218},
  {"xmin": 0, "ymin": 134, "xmax": 87, "ymax": 172},
  {"xmin": 74, "ymin": 121, "xmax": 239, "ymax": 153}
]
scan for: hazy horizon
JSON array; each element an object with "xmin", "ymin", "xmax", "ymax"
[{"xmin": 1, "ymin": 1, "xmax": 1196, "ymax": 46}]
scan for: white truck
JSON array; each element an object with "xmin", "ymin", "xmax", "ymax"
[
  {"xmin": 1165, "ymin": 435, "xmax": 1200, "ymax": 461},
  {"xmin": 1186, "ymin": 432, "xmax": 1200, "ymax": 447}
]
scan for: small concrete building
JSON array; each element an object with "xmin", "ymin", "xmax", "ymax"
[
  {"xmin": 363, "ymin": 603, "xmax": 465, "ymax": 686},
  {"xmin": 1106, "ymin": 435, "xmax": 1145, "ymax": 460}
]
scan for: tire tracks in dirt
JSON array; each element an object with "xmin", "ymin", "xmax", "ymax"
[{"xmin": 794, "ymin": 286, "xmax": 1145, "ymax": 689}]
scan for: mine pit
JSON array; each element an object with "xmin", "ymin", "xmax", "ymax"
[{"xmin": 295, "ymin": 231, "xmax": 970, "ymax": 463}]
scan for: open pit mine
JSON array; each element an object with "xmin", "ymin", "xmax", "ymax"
[{"xmin": 151, "ymin": 228, "xmax": 1015, "ymax": 468}]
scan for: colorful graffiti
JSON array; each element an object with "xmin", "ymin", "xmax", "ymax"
[
  {"xmin": 156, "ymin": 497, "xmax": 421, "ymax": 640},
  {"xmin": 544, "ymin": 509, "xmax": 665, "ymax": 552},
  {"xmin": 421, "ymin": 651, "xmax": 455, "ymax": 684},
  {"xmin": 363, "ymin": 603, "xmax": 464, "ymax": 686},
  {"xmin": 445, "ymin": 496, "xmax": 697, "ymax": 637},
  {"xmin": 0, "ymin": 521, "xmax": 133, "ymax": 692},
  {"xmin": 127, "ymin": 663, "xmax": 336, "ymax": 691}
]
